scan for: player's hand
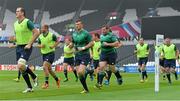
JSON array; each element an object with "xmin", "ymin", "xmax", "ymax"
[
  {"xmin": 68, "ymin": 43, "xmax": 73, "ymax": 48},
  {"xmin": 134, "ymin": 50, "xmax": 138, "ymax": 54},
  {"xmin": 90, "ymin": 54, "xmax": 93, "ymax": 59},
  {"xmin": 24, "ymin": 44, "xmax": 32, "ymax": 50},
  {"xmin": 9, "ymin": 36, "xmax": 16, "ymax": 41},
  {"xmin": 49, "ymin": 46, "xmax": 55, "ymax": 49},
  {"xmin": 8, "ymin": 44, "xmax": 16, "ymax": 48},
  {"xmin": 40, "ymin": 44, "xmax": 45, "ymax": 48},
  {"xmin": 103, "ymin": 42, "xmax": 109, "ymax": 46},
  {"xmin": 178, "ymin": 61, "xmax": 180, "ymax": 65},
  {"xmin": 77, "ymin": 47, "xmax": 86, "ymax": 51}
]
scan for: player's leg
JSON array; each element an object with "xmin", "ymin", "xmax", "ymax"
[
  {"xmin": 17, "ymin": 46, "xmax": 35, "ymax": 93},
  {"xmin": 76, "ymin": 54, "xmax": 90, "ymax": 93},
  {"xmin": 48, "ymin": 65, "xmax": 60, "ymax": 88},
  {"xmin": 160, "ymin": 59, "xmax": 166, "ymax": 80},
  {"xmin": 104, "ymin": 65, "xmax": 112, "ymax": 85},
  {"xmin": 95, "ymin": 61, "xmax": 107, "ymax": 88},
  {"xmin": 14, "ymin": 50, "xmax": 21, "ymax": 82},
  {"xmin": 164, "ymin": 60, "xmax": 171, "ymax": 84},
  {"xmin": 42, "ymin": 61, "xmax": 50, "ymax": 89},
  {"xmin": 140, "ymin": 58, "xmax": 148, "ymax": 83},
  {"xmin": 88, "ymin": 60, "xmax": 94, "ymax": 81},
  {"xmin": 170, "ymin": 60, "xmax": 178, "ymax": 80},
  {"xmin": 14, "ymin": 70, "xmax": 21, "ymax": 82},
  {"xmin": 63, "ymin": 62, "xmax": 69, "ymax": 82},
  {"xmin": 95, "ymin": 52, "xmax": 107, "ymax": 88},
  {"xmin": 69, "ymin": 57, "xmax": 78, "ymax": 81},
  {"xmin": 93, "ymin": 59, "xmax": 99, "ymax": 77},
  {"xmin": 47, "ymin": 53, "xmax": 60, "ymax": 88},
  {"xmin": 108, "ymin": 52, "xmax": 122, "ymax": 85},
  {"xmin": 25, "ymin": 65, "xmax": 38, "ymax": 87}
]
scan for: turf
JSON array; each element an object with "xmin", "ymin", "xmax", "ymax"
[{"xmin": 0, "ymin": 71, "xmax": 180, "ymax": 100}]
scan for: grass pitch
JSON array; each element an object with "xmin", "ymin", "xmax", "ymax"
[{"xmin": 0, "ymin": 71, "xmax": 180, "ymax": 100}]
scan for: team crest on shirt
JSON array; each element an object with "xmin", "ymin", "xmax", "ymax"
[{"xmin": 81, "ymin": 61, "xmax": 85, "ymax": 65}]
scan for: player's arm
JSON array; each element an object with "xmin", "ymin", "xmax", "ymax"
[
  {"xmin": 8, "ymin": 43, "xmax": 17, "ymax": 48},
  {"xmin": 103, "ymin": 35, "xmax": 121, "ymax": 47},
  {"xmin": 25, "ymin": 20, "xmax": 40, "ymax": 49},
  {"xmin": 90, "ymin": 47, "xmax": 93, "ymax": 59},
  {"xmin": 78, "ymin": 33, "xmax": 93, "ymax": 51},
  {"xmin": 36, "ymin": 38, "xmax": 45, "ymax": 48},
  {"xmin": 134, "ymin": 46, "xmax": 138, "ymax": 54},
  {"xmin": 103, "ymin": 41, "xmax": 119, "ymax": 47},
  {"xmin": 175, "ymin": 45, "xmax": 179, "ymax": 59},
  {"xmin": 146, "ymin": 44, "xmax": 150, "ymax": 55},
  {"xmin": 50, "ymin": 34, "xmax": 60, "ymax": 49},
  {"xmin": 84, "ymin": 33, "xmax": 94, "ymax": 50},
  {"xmin": 9, "ymin": 36, "xmax": 16, "ymax": 42}
]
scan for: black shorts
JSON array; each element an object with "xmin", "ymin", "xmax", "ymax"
[
  {"xmin": 138, "ymin": 57, "xmax": 148, "ymax": 66},
  {"xmin": 64, "ymin": 57, "xmax": 74, "ymax": 66},
  {"xmin": 159, "ymin": 59, "xmax": 164, "ymax": 67},
  {"xmin": 16, "ymin": 45, "xmax": 32, "ymax": 61},
  {"xmin": 75, "ymin": 53, "xmax": 90, "ymax": 66},
  {"xmin": 93, "ymin": 59, "xmax": 99, "ymax": 69},
  {"xmin": 100, "ymin": 51, "xmax": 117, "ymax": 65},
  {"xmin": 42, "ymin": 52, "xmax": 55, "ymax": 64},
  {"xmin": 164, "ymin": 59, "xmax": 176, "ymax": 68}
]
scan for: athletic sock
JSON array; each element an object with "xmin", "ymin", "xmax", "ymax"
[
  {"xmin": 45, "ymin": 77, "xmax": 49, "ymax": 84},
  {"xmin": 26, "ymin": 66, "xmax": 37, "ymax": 80},
  {"xmin": 64, "ymin": 69, "xmax": 68, "ymax": 79},
  {"xmin": 73, "ymin": 70, "xmax": 78, "ymax": 78},
  {"xmin": 18, "ymin": 70, "xmax": 21, "ymax": 79},
  {"xmin": 54, "ymin": 76, "xmax": 59, "ymax": 81},
  {"xmin": 79, "ymin": 75, "xmax": 89, "ymax": 91},
  {"xmin": 98, "ymin": 71, "xmax": 106, "ymax": 85},
  {"xmin": 174, "ymin": 71, "xmax": 178, "ymax": 80},
  {"xmin": 89, "ymin": 70, "xmax": 94, "ymax": 78},
  {"xmin": 166, "ymin": 73, "xmax": 171, "ymax": 83},
  {"xmin": 144, "ymin": 70, "xmax": 148, "ymax": 79},
  {"xmin": 114, "ymin": 71, "xmax": 122, "ymax": 79},
  {"xmin": 22, "ymin": 71, "xmax": 32, "ymax": 88},
  {"xmin": 141, "ymin": 71, "xmax": 145, "ymax": 80},
  {"xmin": 106, "ymin": 70, "xmax": 112, "ymax": 82},
  {"xmin": 85, "ymin": 69, "xmax": 90, "ymax": 79}
]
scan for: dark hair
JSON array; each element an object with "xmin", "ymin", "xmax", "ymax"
[
  {"xmin": 102, "ymin": 24, "xmax": 112, "ymax": 32},
  {"xmin": 18, "ymin": 7, "xmax": 26, "ymax": 16},
  {"xmin": 43, "ymin": 24, "xmax": 49, "ymax": 29},
  {"xmin": 93, "ymin": 33, "xmax": 100, "ymax": 39},
  {"xmin": 75, "ymin": 19, "xmax": 83, "ymax": 23},
  {"xmin": 102, "ymin": 24, "xmax": 110, "ymax": 29}
]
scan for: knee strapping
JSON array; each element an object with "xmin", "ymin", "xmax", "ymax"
[{"xmin": 18, "ymin": 58, "xmax": 26, "ymax": 66}]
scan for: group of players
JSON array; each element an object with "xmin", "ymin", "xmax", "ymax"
[
  {"xmin": 135, "ymin": 38, "xmax": 179, "ymax": 84},
  {"xmin": 9, "ymin": 7, "xmax": 179, "ymax": 94},
  {"xmin": 10, "ymin": 7, "xmax": 123, "ymax": 94}
]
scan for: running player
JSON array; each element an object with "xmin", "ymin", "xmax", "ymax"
[
  {"xmin": 134, "ymin": 38, "xmax": 150, "ymax": 83},
  {"xmin": 95, "ymin": 25, "xmax": 123, "ymax": 89},
  {"xmin": 91, "ymin": 33, "xmax": 101, "ymax": 77},
  {"xmin": 162, "ymin": 38, "xmax": 179, "ymax": 84},
  {"xmin": 12, "ymin": 7, "xmax": 40, "ymax": 93},
  {"xmin": 63, "ymin": 37, "xmax": 78, "ymax": 82},
  {"xmin": 155, "ymin": 42, "xmax": 166, "ymax": 80},
  {"xmin": 37, "ymin": 24, "xmax": 60, "ymax": 89},
  {"xmin": 104, "ymin": 38, "xmax": 122, "ymax": 85},
  {"xmin": 72, "ymin": 19, "xmax": 93, "ymax": 93}
]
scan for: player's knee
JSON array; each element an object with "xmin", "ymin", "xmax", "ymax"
[
  {"xmin": 18, "ymin": 58, "xmax": 26, "ymax": 66},
  {"xmin": 109, "ymin": 65, "xmax": 116, "ymax": 73},
  {"xmin": 170, "ymin": 68, "xmax": 175, "ymax": 73},
  {"xmin": 17, "ymin": 58, "xmax": 26, "ymax": 70}
]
